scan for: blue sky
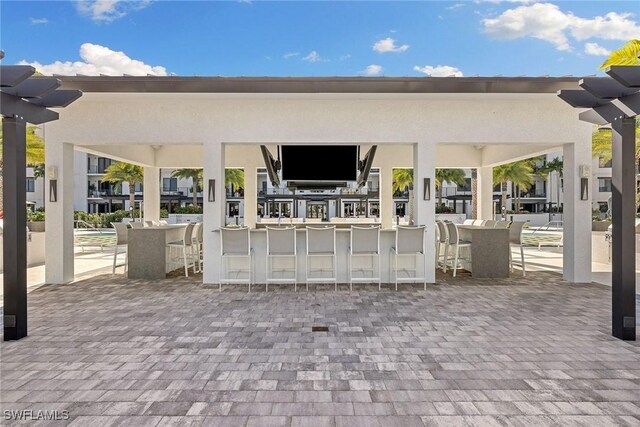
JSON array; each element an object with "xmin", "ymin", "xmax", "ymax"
[{"xmin": 2, "ymin": 1, "xmax": 639, "ymax": 77}]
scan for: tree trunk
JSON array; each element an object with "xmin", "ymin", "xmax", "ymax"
[
  {"xmin": 471, "ymin": 169, "xmax": 478, "ymax": 219},
  {"xmin": 129, "ymin": 183, "xmax": 135, "ymax": 217},
  {"xmin": 0, "ymin": 169, "xmax": 4, "ymax": 213},
  {"xmin": 501, "ymin": 182, "xmax": 507, "ymax": 219},
  {"xmin": 437, "ymin": 186, "xmax": 443, "ymax": 209},
  {"xmin": 408, "ymin": 188, "xmax": 414, "ymax": 225},
  {"xmin": 192, "ymin": 177, "xmax": 198, "ymax": 207}
]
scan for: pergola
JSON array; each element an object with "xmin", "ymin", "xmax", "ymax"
[
  {"xmin": 0, "ymin": 52, "xmax": 82, "ymax": 340},
  {"xmin": 558, "ymin": 65, "xmax": 639, "ymax": 341}
]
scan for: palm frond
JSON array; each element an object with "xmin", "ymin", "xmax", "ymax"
[{"xmin": 599, "ymin": 39, "xmax": 640, "ymax": 69}]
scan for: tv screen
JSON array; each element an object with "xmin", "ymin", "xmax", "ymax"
[{"xmin": 281, "ymin": 145, "xmax": 358, "ymax": 181}]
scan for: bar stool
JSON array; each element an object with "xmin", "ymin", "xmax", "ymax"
[
  {"xmin": 348, "ymin": 225, "xmax": 381, "ymax": 291},
  {"xmin": 509, "ymin": 221, "xmax": 527, "ymax": 276},
  {"xmin": 390, "ymin": 225, "xmax": 427, "ymax": 291},
  {"xmin": 192, "ymin": 222, "xmax": 204, "ymax": 273},
  {"xmin": 220, "ymin": 226, "xmax": 253, "ymax": 292},
  {"xmin": 305, "ymin": 226, "xmax": 337, "ymax": 291},
  {"xmin": 435, "ymin": 220, "xmax": 449, "ymax": 272},
  {"xmin": 167, "ymin": 223, "xmax": 197, "ymax": 277},
  {"xmin": 444, "ymin": 222, "xmax": 471, "ymax": 277},
  {"xmin": 266, "ymin": 226, "xmax": 297, "ymax": 291},
  {"xmin": 111, "ymin": 222, "xmax": 129, "ymax": 274}
]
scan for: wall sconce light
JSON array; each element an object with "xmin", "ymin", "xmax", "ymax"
[
  {"xmin": 208, "ymin": 179, "xmax": 215, "ymax": 202},
  {"xmin": 48, "ymin": 166, "xmax": 58, "ymax": 202},
  {"xmin": 424, "ymin": 178, "xmax": 431, "ymax": 201},
  {"xmin": 579, "ymin": 164, "xmax": 590, "ymax": 201}
]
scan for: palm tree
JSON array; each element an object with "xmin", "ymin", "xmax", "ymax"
[
  {"xmin": 0, "ymin": 125, "xmax": 46, "ymax": 212},
  {"xmin": 435, "ymin": 168, "xmax": 466, "ymax": 209},
  {"xmin": 592, "ymin": 119, "xmax": 640, "ymax": 165},
  {"xmin": 171, "ymin": 168, "xmax": 203, "ymax": 207},
  {"xmin": 599, "ymin": 39, "xmax": 640, "ymax": 69},
  {"xmin": 536, "ymin": 158, "xmax": 563, "ymax": 211},
  {"xmin": 493, "ymin": 161, "xmax": 535, "ymax": 217},
  {"xmin": 101, "ymin": 162, "xmax": 144, "ymax": 213},
  {"xmin": 225, "ymin": 168, "xmax": 245, "ymax": 194},
  {"xmin": 392, "ymin": 168, "xmax": 413, "ymax": 223}
]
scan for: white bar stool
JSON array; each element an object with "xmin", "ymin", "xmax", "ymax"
[
  {"xmin": 390, "ymin": 225, "xmax": 427, "ymax": 291},
  {"xmin": 220, "ymin": 226, "xmax": 253, "ymax": 292},
  {"xmin": 348, "ymin": 225, "xmax": 381, "ymax": 291},
  {"xmin": 266, "ymin": 226, "xmax": 297, "ymax": 291},
  {"xmin": 305, "ymin": 226, "xmax": 337, "ymax": 291}
]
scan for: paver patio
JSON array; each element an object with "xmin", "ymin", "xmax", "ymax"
[{"xmin": 1, "ymin": 271, "xmax": 639, "ymax": 426}]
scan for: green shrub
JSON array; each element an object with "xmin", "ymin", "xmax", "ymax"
[{"xmin": 173, "ymin": 206, "xmax": 203, "ymax": 214}]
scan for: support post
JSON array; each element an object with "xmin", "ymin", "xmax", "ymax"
[
  {"xmin": 243, "ymin": 166, "xmax": 257, "ymax": 228},
  {"xmin": 202, "ymin": 142, "xmax": 225, "ymax": 284},
  {"xmin": 380, "ymin": 165, "xmax": 394, "ymax": 229},
  {"xmin": 477, "ymin": 166, "xmax": 494, "ymax": 220},
  {"xmin": 3, "ymin": 117, "xmax": 28, "ymax": 341},
  {"xmin": 45, "ymin": 142, "xmax": 75, "ymax": 284},
  {"xmin": 143, "ymin": 166, "xmax": 160, "ymax": 223},
  {"xmin": 611, "ymin": 117, "xmax": 636, "ymax": 340},
  {"xmin": 413, "ymin": 142, "xmax": 436, "ymax": 283},
  {"xmin": 562, "ymin": 141, "xmax": 592, "ymax": 284}
]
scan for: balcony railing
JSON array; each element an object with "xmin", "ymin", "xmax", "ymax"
[
  {"xmin": 87, "ymin": 165, "xmax": 109, "ymax": 174},
  {"xmin": 161, "ymin": 186, "xmax": 203, "ymax": 197}
]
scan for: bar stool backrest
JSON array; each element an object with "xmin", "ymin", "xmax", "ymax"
[
  {"xmin": 221, "ymin": 226, "xmax": 250, "ymax": 255},
  {"xmin": 463, "ymin": 219, "xmax": 474, "ymax": 225},
  {"xmin": 484, "ymin": 220, "xmax": 497, "ymax": 228},
  {"xmin": 494, "ymin": 220, "xmax": 511, "ymax": 229},
  {"xmin": 159, "ymin": 220, "xmax": 168, "ymax": 226},
  {"xmin": 306, "ymin": 226, "xmax": 336, "ymax": 255},
  {"xmin": 509, "ymin": 221, "xmax": 526, "ymax": 244},
  {"xmin": 111, "ymin": 222, "xmax": 129, "ymax": 245},
  {"xmin": 445, "ymin": 222, "xmax": 460, "ymax": 245},
  {"xmin": 191, "ymin": 223, "xmax": 201, "ymax": 243},
  {"xmin": 129, "ymin": 221, "xmax": 145, "ymax": 228},
  {"xmin": 436, "ymin": 221, "xmax": 448, "ymax": 243},
  {"xmin": 267, "ymin": 226, "xmax": 296, "ymax": 255},
  {"xmin": 145, "ymin": 221, "xmax": 154, "ymax": 227},
  {"xmin": 182, "ymin": 223, "xmax": 195, "ymax": 245},
  {"xmin": 396, "ymin": 225, "xmax": 426, "ymax": 254},
  {"xmin": 197, "ymin": 222, "xmax": 204, "ymax": 243},
  {"xmin": 473, "ymin": 219, "xmax": 485, "ymax": 226},
  {"xmin": 351, "ymin": 225, "xmax": 380, "ymax": 254}
]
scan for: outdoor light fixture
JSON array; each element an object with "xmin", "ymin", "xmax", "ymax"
[
  {"xmin": 48, "ymin": 166, "xmax": 58, "ymax": 202},
  {"xmin": 208, "ymin": 179, "xmax": 215, "ymax": 202},
  {"xmin": 579, "ymin": 165, "xmax": 590, "ymax": 201},
  {"xmin": 423, "ymin": 178, "xmax": 431, "ymax": 200}
]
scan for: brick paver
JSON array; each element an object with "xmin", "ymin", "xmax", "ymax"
[{"xmin": 1, "ymin": 271, "xmax": 639, "ymax": 426}]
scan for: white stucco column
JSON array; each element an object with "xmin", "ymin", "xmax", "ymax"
[
  {"xmin": 143, "ymin": 166, "xmax": 160, "ymax": 223},
  {"xmin": 243, "ymin": 166, "xmax": 257, "ymax": 228},
  {"xmin": 380, "ymin": 165, "xmax": 394, "ymax": 229},
  {"xmin": 477, "ymin": 166, "xmax": 494, "ymax": 220},
  {"xmin": 563, "ymin": 140, "xmax": 592, "ymax": 283},
  {"xmin": 413, "ymin": 142, "xmax": 436, "ymax": 283},
  {"xmin": 203, "ymin": 142, "xmax": 225, "ymax": 284},
  {"xmin": 45, "ymin": 142, "xmax": 75, "ymax": 284}
]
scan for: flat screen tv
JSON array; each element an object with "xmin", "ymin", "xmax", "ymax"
[
  {"xmin": 357, "ymin": 145, "xmax": 377, "ymax": 188},
  {"xmin": 281, "ymin": 145, "xmax": 358, "ymax": 181}
]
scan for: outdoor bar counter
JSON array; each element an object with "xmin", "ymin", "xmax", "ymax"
[
  {"xmin": 457, "ymin": 225, "xmax": 510, "ymax": 278},
  {"xmin": 212, "ymin": 227, "xmax": 424, "ymax": 284},
  {"xmin": 128, "ymin": 224, "xmax": 187, "ymax": 280}
]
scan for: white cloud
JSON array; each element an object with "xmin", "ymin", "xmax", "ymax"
[
  {"xmin": 360, "ymin": 64, "xmax": 383, "ymax": 76},
  {"xmin": 446, "ymin": 3, "xmax": 465, "ymax": 10},
  {"xmin": 283, "ymin": 52, "xmax": 300, "ymax": 59},
  {"xmin": 372, "ymin": 37, "xmax": 409, "ymax": 53},
  {"xmin": 302, "ymin": 51, "xmax": 322, "ymax": 63},
  {"xmin": 75, "ymin": 0, "xmax": 152, "ymax": 22},
  {"xmin": 584, "ymin": 42, "xmax": 611, "ymax": 56},
  {"xmin": 30, "ymin": 17, "xmax": 49, "ymax": 25},
  {"xmin": 413, "ymin": 65, "xmax": 464, "ymax": 77},
  {"xmin": 483, "ymin": 3, "xmax": 640, "ymax": 51},
  {"xmin": 339, "ymin": 54, "xmax": 351, "ymax": 61},
  {"xmin": 18, "ymin": 43, "xmax": 168, "ymax": 76}
]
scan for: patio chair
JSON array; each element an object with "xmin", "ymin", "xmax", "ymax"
[
  {"xmin": 111, "ymin": 222, "xmax": 129, "ymax": 274},
  {"xmin": 220, "ymin": 226, "xmax": 253, "ymax": 292},
  {"xmin": 167, "ymin": 223, "xmax": 197, "ymax": 277},
  {"xmin": 266, "ymin": 226, "xmax": 297, "ymax": 291},
  {"xmin": 494, "ymin": 220, "xmax": 511, "ymax": 229},
  {"xmin": 305, "ymin": 226, "xmax": 337, "ymax": 291},
  {"xmin": 129, "ymin": 221, "xmax": 145, "ymax": 228},
  {"xmin": 484, "ymin": 220, "xmax": 497, "ymax": 228},
  {"xmin": 159, "ymin": 220, "xmax": 169, "ymax": 226},
  {"xmin": 444, "ymin": 222, "xmax": 471, "ymax": 277},
  {"xmin": 435, "ymin": 220, "xmax": 449, "ymax": 272},
  {"xmin": 390, "ymin": 225, "xmax": 427, "ymax": 291},
  {"xmin": 463, "ymin": 219, "xmax": 474, "ymax": 225},
  {"xmin": 349, "ymin": 225, "xmax": 381, "ymax": 291},
  {"xmin": 509, "ymin": 221, "xmax": 527, "ymax": 277},
  {"xmin": 191, "ymin": 222, "xmax": 203, "ymax": 273},
  {"xmin": 473, "ymin": 219, "xmax": 485, "ymax": 226}
]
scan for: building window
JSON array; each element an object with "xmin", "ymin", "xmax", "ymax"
[
  {"xmin": 26, "ymin": 177, "xmax": 35, "ymax": 193},
  {"xmin": 598, "ymin": 178, "xmax": 612, "ymax": 192},
  {"xmin": 599, "ymin": 158, "xmax": 612, "ymax": 168},
  {"xmin": 97, "ymin": 157, "xmax": 113, "ymax": 174},
  {"xmin": 163, "ymin": 178, "xmax": 177, "ymax": 191},
  {"xmin": 134, "ymin": 183, "xmax": 143, "ymax": 192}
]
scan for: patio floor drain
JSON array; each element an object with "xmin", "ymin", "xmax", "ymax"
[{"xmin": 312, "ymin": 326, "xmax": 329, "ymax": 332}]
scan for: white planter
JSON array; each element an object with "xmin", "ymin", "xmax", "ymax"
[
  {"xmin": 167, "ymin": 214, "xmax": 203, "ymax": 224},
  {"xmin": 436, "ymin": 213, "xmax": 467, "ymax": 224},
  {"xmin": 0, "ymin": 231, "xmax": 46, "ymax": 272}
]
